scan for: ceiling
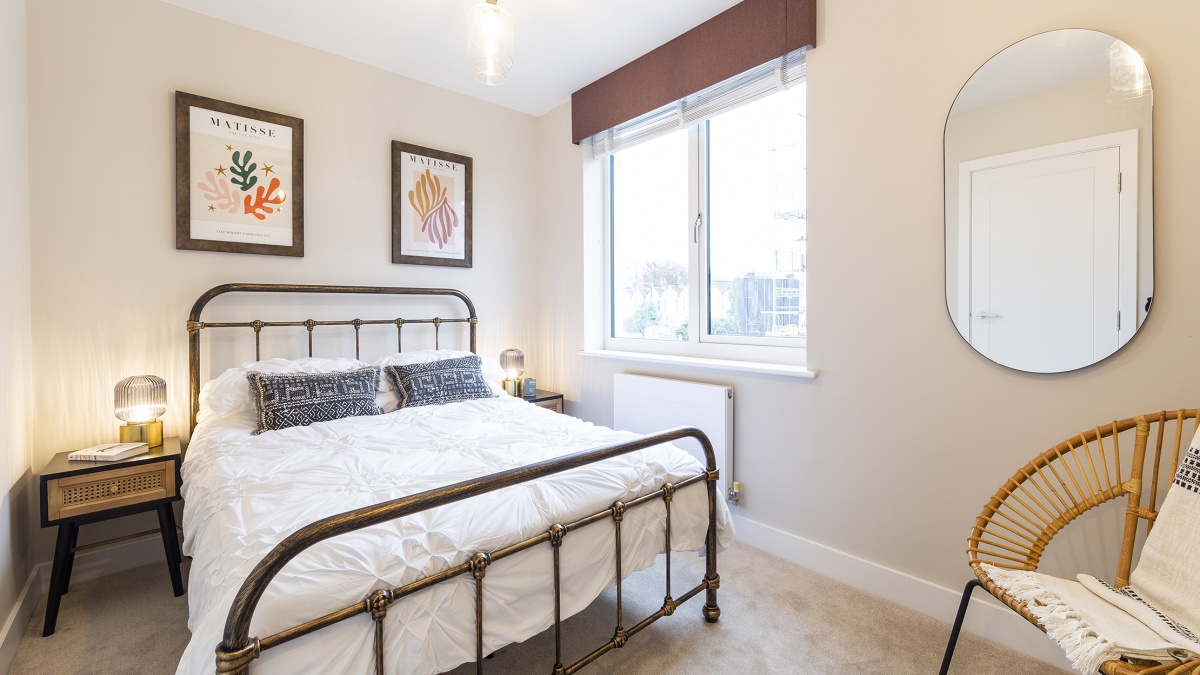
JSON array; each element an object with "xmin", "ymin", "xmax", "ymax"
[{"xmin": 160, "ymin": 0, "xmax": 742, "ymax": 117}]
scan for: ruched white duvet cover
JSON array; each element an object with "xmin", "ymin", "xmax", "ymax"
[{"xmin": 176, "ymin": 395, "xmax": 734, "ymax": 675}]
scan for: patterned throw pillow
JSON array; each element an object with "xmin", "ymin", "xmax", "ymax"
[
  {"xmin": 383, "ymin": 355, "xmax": 497, "ymax": 409},
  {"xmin": 246, "ymin": 367, "xmax": 381, "ymax": 434}
]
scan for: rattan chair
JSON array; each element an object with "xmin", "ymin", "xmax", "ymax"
[{"xmin": 940, "ymin": 409, "xmax": 1200, "ymax": 675}]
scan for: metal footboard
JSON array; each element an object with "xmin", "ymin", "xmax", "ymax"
[{"xmin": 213, "ymin": 426, "xmax": 722, "ymax": 675}]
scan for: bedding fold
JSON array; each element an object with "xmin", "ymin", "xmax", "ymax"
[{"xmin": 177, "ymin": 395, "xmax": 733, "ymax": 675}]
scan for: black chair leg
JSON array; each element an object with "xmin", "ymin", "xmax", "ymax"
[{"xmin": 939, "ymin": 578, "xmax": 984, "ymax": 675}]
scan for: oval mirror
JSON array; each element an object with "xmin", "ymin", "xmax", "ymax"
[{"xmin": 945, "ymin": 29, "xmax": 1152, "ymax": 373}]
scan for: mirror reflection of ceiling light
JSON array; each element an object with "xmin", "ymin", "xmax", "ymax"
[
  {"xmin": 467, "ymin": 0, "xmax": 514, "ymax": 85},
  {"xmin": 1108, "ymin": 41, "xmax": 1150, "ymax": 99}
]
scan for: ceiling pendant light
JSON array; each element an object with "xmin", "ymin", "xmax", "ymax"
[{"xmin": 467, "ymin": 0, "xmax": 514, "ymax": 85}]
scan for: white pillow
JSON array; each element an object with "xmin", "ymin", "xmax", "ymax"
[
  {"xmin": 198, "ymin": 357, "xmax": 373, "ymax": 421},
  {"xmin": 372, "ymin": 350, "xmax": 508, "ymax": 411}
]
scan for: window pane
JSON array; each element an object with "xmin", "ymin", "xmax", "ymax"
[
  {"xmin": 611, "ymin": 129, "xmax": 690, "ymax": 340},
  {"xmin": 707, "ymin": 85, "xmax": 807, "ymax": 339}
]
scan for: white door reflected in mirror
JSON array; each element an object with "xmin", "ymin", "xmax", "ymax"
[{"xmin": 945, "ymin": 29, "xmax": 1152, "ymax": 373}]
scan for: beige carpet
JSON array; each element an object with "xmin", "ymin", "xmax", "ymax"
[{"xmin": 10, "ymin": 542, "xmax": 1068, "ymax": 674}]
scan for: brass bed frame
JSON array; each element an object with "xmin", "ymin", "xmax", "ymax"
[{"xmin": 187, "ymin": 283, "xmax": 722, "ymax": 675}]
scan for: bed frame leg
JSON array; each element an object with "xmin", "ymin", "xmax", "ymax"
[
  {"xmin": 939, "ymin": 578, "xmax": 983, "ymax": 675},
  {"xmin": 703, "ymin": 471, "xmax": 721, "ymax": 624}
]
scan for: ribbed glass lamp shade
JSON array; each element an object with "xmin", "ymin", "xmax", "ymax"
[
  {"xmin": 114, "ymin": 375, "xmax": 167, "ymax": 423},
  {"xmin": 467, "ymin": 0, "xmax": 513, "ymax": 85},
  {"xmin": 499, "ymin": 349, "xmax": 524, "ymax": 379}
]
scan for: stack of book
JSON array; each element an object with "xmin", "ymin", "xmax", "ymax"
[{"xmin": 68, "ymin": 442, "xmax": 149, "ymax": 462}]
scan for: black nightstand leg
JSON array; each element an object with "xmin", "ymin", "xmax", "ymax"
[
  {"xmin": 43, "ymin": 524, "xmax": 73, "ymax": 636},
  {"xmin": 157, "ymin": 504, "xmax": 184, "ymax": 596},
  {"xmin": 60, "ymin": 523, "xmax": 78, "ymax": 595}
]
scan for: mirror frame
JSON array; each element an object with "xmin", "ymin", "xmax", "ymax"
[{"xmin": 943, "ymin": 28, "xmax": 1154, "ymax": 373}]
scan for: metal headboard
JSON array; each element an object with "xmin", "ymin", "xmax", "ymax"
[{"xmin": 187, "ymin": 283, "xmax": 478, "ymax": 431}]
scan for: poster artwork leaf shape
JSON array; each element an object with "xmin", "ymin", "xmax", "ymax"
[
  {"xmin": 407, "ymin": 169, "xmax": 446, "ymax": 225},
  {"xmin": 230, "ymin": 150, "xmax": 258, "ymax": 192},
  {"xmin": 424, "ymin": 197, "xmax": 459, "ymax": 249},
  {"xmin": 243, "ymin": 177, "xmax": 286, "ymax": 220},
  {"xmin": 197, "ymin": 171, "xmax": 240, "ymax": 213}
]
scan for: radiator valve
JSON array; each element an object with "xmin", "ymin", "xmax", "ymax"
[{"xmin": 727, "ymin": 482, "xmax": 741, "ymax": 506}]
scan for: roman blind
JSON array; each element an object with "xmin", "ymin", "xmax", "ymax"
[
  {"xmin": 571, "ymin": 0, "xmax": 816, "ymax": 144},
  {"xmin": 587, "ymin": 47, "xmax": 806, "ymax": 158}
]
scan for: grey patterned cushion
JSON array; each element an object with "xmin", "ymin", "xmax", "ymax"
[
  {"xmin": 246, "ymin": 368, "xmax": 381, "ymax": 434},
  {"xmin": 383, "ymin": 355, "xmax": 497, "ymax": 409}
]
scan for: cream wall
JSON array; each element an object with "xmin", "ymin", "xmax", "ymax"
[
  {"xmin": 0, "ymin": 0, "xmax": 36, "ymax": 665},
  {"xmin": 26, "ymin": 0, "xmax": 539, "ymax": 560},
  {"xmin": 14, "ymin": 0, "xmax": 1200, "ymax": 665},
  {"xmin": 532, "ymin": 0, "xmax": 1200, "ymax": 654}
]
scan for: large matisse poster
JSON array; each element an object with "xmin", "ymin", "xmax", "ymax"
[
  {"xmin": 175, "ymin": 91, "xmax": 304, "ymax": 257},
  {"xmin": 391, "ymin": 141, "xmax": 473, "ymax": 268}
]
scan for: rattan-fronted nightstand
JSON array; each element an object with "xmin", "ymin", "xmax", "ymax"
[
  {"xmin": 38, "ymin": 437, "xmax": 185, "ymax": 636},
  {"xmin": 526, "ymin": 389, "xmax": 564, "ymax": 414}
]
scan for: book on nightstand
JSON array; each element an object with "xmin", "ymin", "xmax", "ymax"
[{"xmin": 67, "ymin": 442, "xmax": 149, "ymax": 462}]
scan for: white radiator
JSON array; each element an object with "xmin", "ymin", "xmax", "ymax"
[{"xmin": 613, "ymin": 373, "xmax": 735, "ymax": 503}]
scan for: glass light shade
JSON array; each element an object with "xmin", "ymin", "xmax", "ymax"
[
  {"xmin": 499, "ymin": 349, "xmax": 524, "ymax": 379},
  {"xmin": 114, "ymin": 375, "xmax": 167, "ymax": 423},
  {"xmin": 1108, "ymin": 40, "xmax": 1150, "ymax": 99},
  {"xmin": 467, "ymin": 1, "xmax": 513, "ymax": 85}
]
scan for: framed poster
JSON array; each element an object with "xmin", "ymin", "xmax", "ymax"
[
  {"xmin": 392, "ymin": 141, "xmax": 472, "ymax": 267},
  {"xmin": 175, "ymin": 91, "xmax": 304, "ymax": 257}
]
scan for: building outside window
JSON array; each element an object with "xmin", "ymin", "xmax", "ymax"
[{"xmin": 608, "ymin": 84, "xmax": 807, "ymax": 358}]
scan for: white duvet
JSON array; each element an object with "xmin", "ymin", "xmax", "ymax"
[{"xmin": 176, "ymin": 394, "xmax": 734, "ymax": 675}]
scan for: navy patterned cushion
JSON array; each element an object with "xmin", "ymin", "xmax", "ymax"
[
  {"xmin": 383, "ymin": 355, "xmax": 496, "ymax": 409},
  {"xmin": 246, "ymin": 368, "xmax": 381, "ymax": 434}
]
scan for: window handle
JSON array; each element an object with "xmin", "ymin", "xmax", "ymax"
[{"xmin": 694, "ymin": 213, "xmax": 703, "ymax": 243}]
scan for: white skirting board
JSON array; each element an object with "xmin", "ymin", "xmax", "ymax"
[
  {"xmin": 731, "ymin": 514, "xmax": 1075, "ymax": 670},
  {"xmin": 0, "ymin": 569, "xmax": 39, "ymax": 674},
  {"xmin": 0, "ymin": 533, "xmax": 169, "ymax": 673}
]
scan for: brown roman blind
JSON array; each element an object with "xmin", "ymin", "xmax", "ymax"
[{"xmin": 570, "ymin": 0, "xmax": 816, "ymax": 144}]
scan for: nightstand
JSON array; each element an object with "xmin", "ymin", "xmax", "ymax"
[
  {"xmin": 39, "ymin": 437, "xmax": 185, "ymax": 636},
  {"xmin": 526, "ymin": 389, "xmax": 564, "ymax": 414}
]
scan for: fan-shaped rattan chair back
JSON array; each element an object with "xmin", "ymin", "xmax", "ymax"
[{"xmin": 944, "ymin": 409, "xmax": 1200, "ymax": 675}]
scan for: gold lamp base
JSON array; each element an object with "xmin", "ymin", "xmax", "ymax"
[
  {"xmin": 119, "ymin": 419, "xmax": 163, "ymax": 448},
  {"xmin": 503, "ymin": 378, "xmax": 522, "ymax": 397}
]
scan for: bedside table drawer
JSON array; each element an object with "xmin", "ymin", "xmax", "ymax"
[
  {"xmin": 534, "ymin": 398, "xmax": 563, "ymax": 414},
  {"xmin": 46, "ymin": 463, "xmax": 176, "ymax": 522}
]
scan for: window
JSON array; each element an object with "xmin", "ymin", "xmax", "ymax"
[{"xmin": 606, "ymin": 84, "xmax": 807, "ymax": 362}]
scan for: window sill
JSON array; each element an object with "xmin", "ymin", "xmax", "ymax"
[{"xmin": 577, "ymin": 349, "xmax": 817, "ymax": 379}]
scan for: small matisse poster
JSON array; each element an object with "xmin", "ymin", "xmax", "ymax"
[
  {"xmin": 392, "ymin": 141, "xmax": 473, "ymax": 268},
  {"xmin": 176, "ymin": 92, "xmax": 303, "ymax": 257}
]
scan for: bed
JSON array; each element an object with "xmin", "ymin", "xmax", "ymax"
[{"xmin": 177, "ymin": 284, "xmax": 735, "ymax": 675}]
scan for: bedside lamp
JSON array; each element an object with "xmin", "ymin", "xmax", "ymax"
[
  {"xmin": 499, "ymin": 349, "xmax": 524, "ymax": 396},
  {"xmin": 115, "ymin": 375, "xmax": 167, "ymax": 447}
]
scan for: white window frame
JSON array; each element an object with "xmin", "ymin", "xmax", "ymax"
[{"xmin": 602, "ymin": 113, "xmax": 807, "ymax": 366}]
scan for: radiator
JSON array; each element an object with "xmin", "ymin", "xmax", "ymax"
[{"xmin": 613, "ymin": 373, "xmax": 735, "ymax": 504}]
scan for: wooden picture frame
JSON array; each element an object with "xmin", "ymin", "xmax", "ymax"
[
  {"xmin": 391, "ymin": 141, "xmax": 473, "ymax": 268},
  {"xmin": 175, "ymin": 91, "xmax": 304, "ymax": 257}
]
